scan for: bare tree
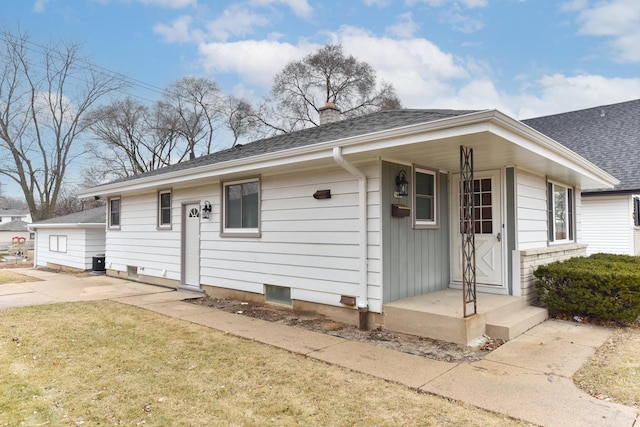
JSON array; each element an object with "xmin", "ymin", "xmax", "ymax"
[
  {"xmin": 0, "ymin": 29, "xmax": 123, "ymax": 221},
  {"xmin": 88, "ymin": 77, "xmax": 230, "ymax": 179},
  {"xmin": 223, "ymin": 96, "xmax": 256, "ymax": 147},
  {"xmin": 87, "ymin": 98, "xmax": 182, "ymax": 179},
  {"xmin": 163, "ymin": 76, "xmax": 223, "ymax": 158},
  {"xmin": 258, "ymin": 44, "xmax": 401, "ymax": 134}
]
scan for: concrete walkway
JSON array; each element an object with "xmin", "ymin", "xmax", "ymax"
[{"xmin": 1, "ymin": 268, "xmax": 638, "ymax": 427}]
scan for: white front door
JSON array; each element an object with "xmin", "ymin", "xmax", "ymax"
[
  {"xmin": 183, "ymin": 203, "xmax": 200, "ymax": 288},
  {"xmin": 451, "ymin": 170, "xmax": 504, "ymax": 288}
]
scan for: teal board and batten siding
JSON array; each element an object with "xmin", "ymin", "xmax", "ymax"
[{"xmin": 381, "ymin": 161, "xmax": 450, "ymax": 303}]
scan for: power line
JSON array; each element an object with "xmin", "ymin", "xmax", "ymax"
[{"xmin": 0, "ymin": 31, "xmax": 191, "ymax": 104}]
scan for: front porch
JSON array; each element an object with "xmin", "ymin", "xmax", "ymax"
[{"xmin": 382, "ymin": 289, "xmax": 548, "ymax": 347}]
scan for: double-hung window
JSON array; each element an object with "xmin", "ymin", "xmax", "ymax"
[
  {"xmin": 413, "ymin": 167, "xmax": 438, "ymax": 228},
  {"xmin": 109, "ymin": 197, "xmax": 121, "ymax": 229},
  {"xmin": 158, "ymin": 190, "xmax": 172, "ymax": 228},
  {"xmin": 222, "ymin": 178, "xmax": 260, "ymax": 236},
  {"xmin": 547, "ymin": 181, "xmax": 574, "ymax": 243},
  {"xmin": 634, "ymin": 197, "xmax": 640, "ymax": 227}
]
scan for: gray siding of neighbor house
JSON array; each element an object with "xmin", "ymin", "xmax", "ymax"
[{"xmin": 381, "ymin": 161, "xmax": 450, "ymax": 303}]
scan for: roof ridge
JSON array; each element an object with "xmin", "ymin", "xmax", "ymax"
[{"xmin": 524, "ymin": 98, "xmax": 640, "ymax": 121}]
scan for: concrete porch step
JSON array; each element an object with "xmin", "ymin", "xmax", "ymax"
[{"xmin": 485, "ymin": 306, "xmax": 548, "ymax": 341}]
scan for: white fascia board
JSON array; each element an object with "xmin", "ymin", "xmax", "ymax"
[{"xmin": 28, "ymin": 223, "xmax": 105, "ymax": 230}]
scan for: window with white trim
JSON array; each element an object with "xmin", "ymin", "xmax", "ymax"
[
  {"xmin": 413, "ymin": 167, "xmax": 438, "ymax": 228},
  {"xmin": 49, "ymin": 235, "xmax": 67, "ymax": 253},
  {"xmin": 109, "ymin": 197, "xmax": 121, "ymax": 228},
  {"xmin": 158, "ymin": 190, "xmax": 171, "ymax": 228},
  {"xmin": 634, "ymin": 197, "xmax": 640, "ymax": 227},
  {"xmin": 222, "ymin": 178, "xmax": 260, "ymax": 235},
  {"xmin": 547, "ymin": 181, "xmax": 574, "ymax": 243}
]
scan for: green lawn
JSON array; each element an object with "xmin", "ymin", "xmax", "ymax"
[{"xmin": 0, "ymin": 301, "xmax": 526, "ymax": 426}]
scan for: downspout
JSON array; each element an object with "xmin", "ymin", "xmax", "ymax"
[{"xmin": 332, "ymin": 147, "xmax": 369, "ymax": 330}]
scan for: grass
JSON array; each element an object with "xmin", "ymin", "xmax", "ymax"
[
  {"xmin": 0, "ymin": 270, "xmax": 39, "ymax": 284},
  {"xmin": 0, "ymin": 301, "xmax": 527, "ymax": 427},
  {"xmin": 574, "ymin": 324, "xmax": 640, "ymax": 408}
]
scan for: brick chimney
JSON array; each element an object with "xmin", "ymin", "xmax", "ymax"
[{"xmin": 318, "ymin": 102, "xmax": 341, "ymax": 125}]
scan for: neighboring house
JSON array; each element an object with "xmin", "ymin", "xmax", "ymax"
[
  {"xmin": 28, "ymin": 207, "xmax": 106, "ymax": 271},
  {"xmin": 0, "ymin": 209, "xmax": 32, "ymax": 224},
  {"xmin": 0, "ymin": 220, "xmax": 33, "ymax": 252},
  {"xmin": 79, "ymin": 108, "xmax": 617, "ymax": 345},
  {"xmin": 524, "ymin": 99, "xmax": 640, "ymax": 255}
]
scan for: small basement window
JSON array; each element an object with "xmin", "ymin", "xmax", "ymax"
[
  {"xmin": 127, "ymin": 265, "xmax": 139, "ymax": 280},
  {"xmin": 265, "ymin": 285, "xmax": 292, "ymax": 306}
]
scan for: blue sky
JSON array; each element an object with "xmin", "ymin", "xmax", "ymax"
[
  {"xmin": 2, "ymin": 0, "xmax": 640, "ymax": 198},
  {"xmin": 3, "ymin": 0, "xmax": 640, "ymax": 121}
]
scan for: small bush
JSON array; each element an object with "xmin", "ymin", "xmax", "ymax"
[{"xmin": 534, "ymin": 253, "xmax": 640, "ymax": 322}]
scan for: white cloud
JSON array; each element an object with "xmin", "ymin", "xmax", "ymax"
[
  {"xmin": 205, "ymin": 5, "xmax": 269, "ymax": 41},
  {"xmin": 33, "ymin": 0, "xmax": 50, "ymax": 13},
  {"xmin": 516, "ymin": 73, "xmax": 640, "ymax": 118},
  {"xmin": 198, "ymin": 39, "xmax": 318, "ymax": 88},
  {"xmin": 406, "ymin": 0, "xmax": 487, "ymax": 9},
  {"xmin": 330, "ymin": 26, "xmax": 470, "ymax": 107},
  {"xmin": 136, "ymin": 0, "xmax": 197, "ymax": 8},
  {"xmin": 569, "ymin": 0, "xmax": 640, "ymax": 62},
  {"xmin": 362, "ymin": 0, "xmax": 389, "ymax": 7},
  {"xmin": 386, "ymin": 12, "xmax": 419, "ymax": 38},
  {"xmin": 440, "ymin": 8, "xmax": 484, "ymax": 33},
  {"xmin": 249, "ymin": 0, "xmax": 313, "ymax": 18},
  {"xmin": 154, "ymin": 15, "xmax": 196, "ymax": 43}
]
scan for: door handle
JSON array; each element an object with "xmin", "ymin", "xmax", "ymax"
[{"xmin": 496, "ymin": 232, "xmax": 501, "ymax": 242}]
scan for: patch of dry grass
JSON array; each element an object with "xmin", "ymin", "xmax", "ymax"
[
  {"xmin": 0, "ymin": 301, "xmax": 528, "ymax": 426},
  {"xmin": 574, "ymin": 325, "xmax": 640, "ymax": 408},
  {"xmin": 0, "ymin": 270, "xmax": 39, "ymax": 284}
]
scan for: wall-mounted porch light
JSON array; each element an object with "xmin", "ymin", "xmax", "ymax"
[
  {"xmin": 395, "ymin": 169, "xmax": 409, "ymax": 198},
  {"xmin": 201, "ymin": 201, "xmax": 212, "ymax": 219}
]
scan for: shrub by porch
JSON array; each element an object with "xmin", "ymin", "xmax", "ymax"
[{"xmin": 534, "ymin": 253, "xmax": 640, "ymax": 322}]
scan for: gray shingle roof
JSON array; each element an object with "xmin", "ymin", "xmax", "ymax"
[
  {"xmin": 0, "ymin": 220, "xmax": 28, "ymax": 232},
  {"xmin": 32, "ymin": 207, "xmax": 105, "ymax": 225},
  {"xmin": 523, "ymin": 99, "xmax": 640, "ymax": 194},
  {"xmin": 110, "ymin": 109, "xmax": 479, "ymax": 185}
]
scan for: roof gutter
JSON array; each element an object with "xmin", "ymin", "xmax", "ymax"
[{"xmin": 332, "ymin": 146, "xmax": 369, "ymax": 329}]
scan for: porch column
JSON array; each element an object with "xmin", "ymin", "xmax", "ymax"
[{"xmin": 460, "ymin": 145, "xmax": 477, "ymax": 317}]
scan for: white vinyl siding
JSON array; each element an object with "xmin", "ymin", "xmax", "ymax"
[
  {"xmin": 104, "ymin": 163, "xmax": 383, "ymax": 313},
  {"xmin": 105, "ymin": 190, "xmax": 182, "ymax": 278},
  {"xmin": 204, "ymin": 164, "xmax": 382, "ymax": 312},
  {"xmin": 515, "ymin": 170, "xmax": 549, "ymax": 250},
  {"xmin": 581, "ymin": 195, "xmax": 634, "ymax": 255},
  {"xmin": 35, "ymin": 227, "xmax": 106, "ymax": 270}
]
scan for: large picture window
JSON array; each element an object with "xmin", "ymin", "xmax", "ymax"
[
  {"xmin": 109, "ymin": 197, "xmax": 121, "ymax": 229},
  {"xmin": 158, "ymin": 190, "xmax": 171, "ymax": 228},
  {"xmin": 413, "ymin": 167, "xmax": 438, "ymax": 228},
  {"xmin": 547, "ymin": 181, "xmax": 574, "ymax": 243},
  {"xmin": 223, "ymin": 178, "xmax": 260, "ymax": 235}
]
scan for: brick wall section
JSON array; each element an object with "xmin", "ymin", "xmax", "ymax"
[{"xmin": 519, "ymin": 243, "xmax": 588, "ymax": 302}]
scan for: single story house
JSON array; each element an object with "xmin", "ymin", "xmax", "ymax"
[
  {"xmin": 0, "ymin": 209, "xmax": 32, "ymax": 224},
  {"xmin": 524, "ymin": 99, "xmax": 640, "ymax": 255},
  {"xmin": 79, "ymin": 107, "xmax": 617, "ymax": 345},
  {"xmin": 28, "ymin": 207, "xmax": 106, "ymax": 271}
]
